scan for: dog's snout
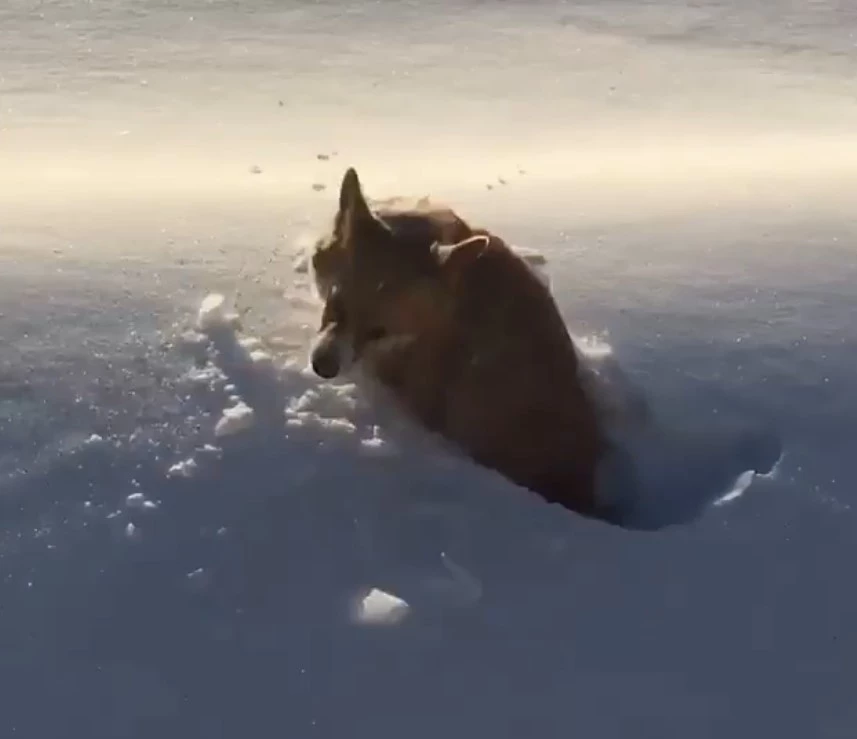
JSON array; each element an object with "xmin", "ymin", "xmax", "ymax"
[
  {"xmin": 311, "ymin": 349, "xmax": 340, "ymax": 379},
  {"xmin": 310, "ymin": 323, "xmax": 351, "ymax": 380}
]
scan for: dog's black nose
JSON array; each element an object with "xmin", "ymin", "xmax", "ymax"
[{"xmin": 311, "ymin": 353, "xmax": 340, "ymax": 379}]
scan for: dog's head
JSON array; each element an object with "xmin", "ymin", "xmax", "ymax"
[{"xmin": 309, "ymin": 168, "xmax": 485, "ymax": 380}]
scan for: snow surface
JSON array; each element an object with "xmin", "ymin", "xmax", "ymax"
[{"xmin": 1, "ymin": 0, "xmax": 856, "ymax": 737}]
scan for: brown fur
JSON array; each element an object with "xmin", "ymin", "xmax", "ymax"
[{"xmin": 309, "ymin": 168, "xmax": 615, "ymax": 523}]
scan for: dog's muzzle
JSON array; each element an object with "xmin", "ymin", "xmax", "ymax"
[{"xmin": 309, "ymin": 324, "xmax": 353, "ymax": 379}]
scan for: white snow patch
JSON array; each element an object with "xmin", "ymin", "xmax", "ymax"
[
  {"xmin": 214, "ymin": 401, "xmax": 256, "ymax": 437},
  {"xmin": 714, "ymin": 470, "xmax": 757, "ymax": 506},
  {"xmin": 249, "ymin": 349, "xmax": 274, "ymax": 368},
  {"xmin": 178, "ymin": 330, "xmax": 208, "ymax": 348},
  {"xmin": 125, "ymin": 492, "xmax": 147, "ymax": 508},
  {"xmin": 284, "ymin": 409, "xmax": 356, "ymax": 435},
  {"xmin": 352, "ymin": 588, "xmax": 410, "ymax": 626},
  {"xmin": 196, "ymin": 293, "xmax": 229, "ymax": 333},
  {"xmin": 239, "ymin": 337, "xmax": 263, "ymax": 352},
  {"xmin": 360, "ymin": 432, "xmax": 391, "ymax": 456},
  {"xmin": 167, "ymin": 457, "xmax": 199, "ymax": 479},
  {"xmin": 185, "ymin": 364, "xmax": 226, "ymax": 387},
  {"xmin": 287, "ymin": 389, "xmax": 321, "ymax": 414}
]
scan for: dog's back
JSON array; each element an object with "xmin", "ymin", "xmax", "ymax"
[{"xmin": 428, "ymin": 233, "xmax": 605, "ymax": 514}]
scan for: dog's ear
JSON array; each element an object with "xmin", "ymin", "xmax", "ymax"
[
  {"xmin": 338, "ymin": 168, "xmax": 369, "ymax": 217},
  {"xmin": 335, "ymin": 168, "xmax": 388, "ymax": 247},
  {"xmin": 434, "ymin": 234, "xmax": 490, "ymax": 270}
]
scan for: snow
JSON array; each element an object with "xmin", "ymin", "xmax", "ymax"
[
  {"xmin": 166, "ymin": 457, "xmax": 199, "ymax": 479},
  {"xmin": 1, "ymin": 0, "xmax": 856, "ymax": 736},
  {"xmin": 248, "ymin": 349, "xmax": 274, "ymax": 368},
  {"xmin": 196, "ymin": 293, "xmax": 228, "ymax": 333},
  {"xmin": 352, "ymin": 588, "xmax": 411, "ymax": 626},
  {"xmin": 214, "ymin": 400, "xmax": 256, "ymax": 437}
]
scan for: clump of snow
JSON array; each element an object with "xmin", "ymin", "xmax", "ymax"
[
  {"xmin": 196, "ymin": 293, "xmax": 240, "ymax": 334},
  {"xmin": 352, "ymin": 588, "xmax": 410, "ymax": 626},
  {"xmin": 714, "ymin": 470, "xmax": 757, "ymax": 506},
  {"xmin": 249, "ymin": 349, "xmax": 274, "ymax": 369},
  {"xmin": 287, "ymin": 389, "xmax": 321, "ymax": 414},
  {"xmin": 185, "ymin": 567, "xmax": 212, "ymax": 592},
  {"xmin": 239, "ymin": 337, "xmax": 263, "ymax": 352},
  {"xmin": 360, "ymin": 431, "xmax": 390, "ymax": 456},
  {"xmin": 126, "ymin": 492, "xmax": 159, "ymax": 510},
  {"xmin": 167, "ymin": 457, "xmax": 199, "ymax": 479},
  {"xmin": 284, "ymin": 409, "xmax": 356, "ymax": 435},
  {"xmin": 178, "ymin": 330, "xmax": 208, "ymax": 349},
  {"xmin": 124, "ymin": 522, "xmax": 140, "ymax": 541},
  {"xmin": 185, "ymin": 364, "xmax": 226, "ymax": 388},
  {"xmin": 84, "ymin": 433, "xmax": 105, "ymax": 446},
  {"xmin": 197, "ymin": 293, "xmax": 228, "ymax": 332},
  {"xmin": 214, "ymin": 401, "xmax": 256, "ymax": 437}
]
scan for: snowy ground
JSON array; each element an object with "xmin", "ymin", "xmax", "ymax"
[{"xmin": 1, "ymin": 1, "xmax": 856, "ymax": 737}]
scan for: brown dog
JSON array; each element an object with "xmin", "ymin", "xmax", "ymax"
[{"xmin": 309, "ymin": 168, "xmax": 618, "ymax": 524}]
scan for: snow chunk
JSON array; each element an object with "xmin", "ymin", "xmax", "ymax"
[
  {"xmin": 239, "ymin": 337, "xmax": 263, "ymax": 352},
  {"xmin": 185, "ymin": 567, "xmax": 212, "ymax": 592},
  {"xmin": 214, "ymin": 401, "xmax": 256, "ymax": 437},
  {"xmin": 185, "ymin": 364, "xmax": 226, "ymax": 387},
  {"xmin": 714, "ymin": 469, "xmax": 756, "ymax": 506},
  {"xmin": 126, "ymin": 492, "xmax": 158, "ymax": 510},
  {"xmin": 287, "ymin": 389, "xmax": 320, "ymax": 413},
  {"xmin": 179, "ymin": 330, "xmax": 208, "ymax": 348},
  {"xmin": 197, "ymin": 293, "xmax": 228, "ymax": 333},
  {"xmin": 360, "ymin": 427, "xmax": 391, "ymax": 455},
  {"xmin": 352, "ymin": 588, "xmax": 410, "ymax": 626},
  {"xmin": 284, "ymin": 407, "xmax": 356, "ymax": 435},
  {"xmin": 249, "ymin": 349, "xmax": 274, "ymax": 368},
  {"xmin": 167, "ymin": 457, "xmax": 199, "ymax": 479}
]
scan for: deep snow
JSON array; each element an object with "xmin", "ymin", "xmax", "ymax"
[{"xmin": 1, "ymin": 0, "xmax": 856, "ymax": 737}]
